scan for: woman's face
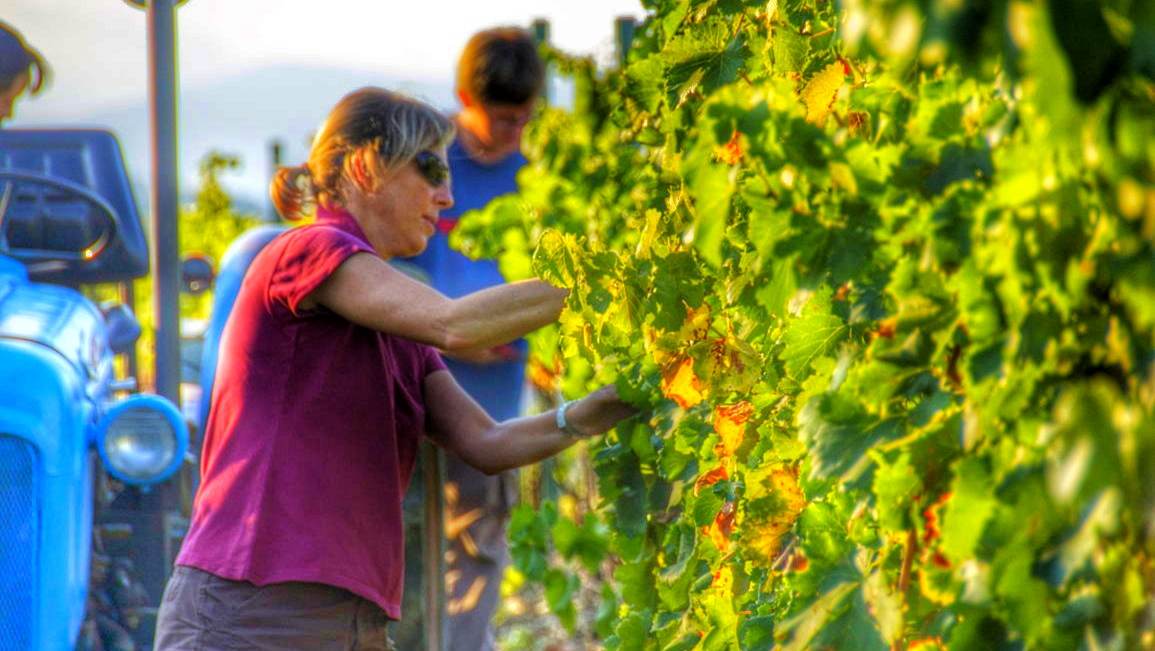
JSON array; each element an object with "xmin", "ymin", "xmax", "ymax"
[
  {"xmin": 348, "ymin": 147, "xmax": 454, "ymax": 259},
  {"xmin": 0, "ymin": 71, "xmax": 30, "ymax": 124}
]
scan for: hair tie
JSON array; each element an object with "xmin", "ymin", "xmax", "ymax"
[{"xmin": 294, "ymin": 166, "xmax": 312, "ymax": 192}]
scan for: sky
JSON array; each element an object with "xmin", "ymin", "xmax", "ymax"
[{"xmin": 4, "ymin": 0, "xmax": 646, "ymax": 207}]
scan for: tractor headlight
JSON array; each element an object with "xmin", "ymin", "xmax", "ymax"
[{"xmin": 96, "ymin": 395, "xmax": 188, "ymax": 485}]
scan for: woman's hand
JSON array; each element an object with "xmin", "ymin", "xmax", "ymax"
[{"xmin": 562, "ymin": 385, "xmax": 638, "ymax": 438}]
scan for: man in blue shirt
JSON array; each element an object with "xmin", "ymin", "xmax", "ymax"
[{"xmin": 407, "ymin": 27, "xmax": 544, "ymax": 651}]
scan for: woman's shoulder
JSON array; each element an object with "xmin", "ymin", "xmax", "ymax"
[
  {"xmin": 248, "ymin": 222, "xmax": 372, "ymax": 285},
  {"xmin": 260, "ymin": 222, "xmax": 369, "ymax": 259},
  {"xmin": 277, "ymin": 221, "xmax": 359, "ymax": 243}
]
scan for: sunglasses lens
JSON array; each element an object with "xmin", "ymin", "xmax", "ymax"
[{"xmin": 414, "ymin": 151, "xmax": 449, "ymax": 187}]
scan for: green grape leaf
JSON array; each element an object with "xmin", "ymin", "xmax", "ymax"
[
  {"xmin": 776, "ymin": 582, "xmax": 887, "ymax": 651},
  {"xmin": 685, "ymin": 146, "xmax": 736, "ymax": 267},
  {"xmin": 863, "ymin": 570, "xmax": 903, "ymax": 646},
  {"xmin": 781, "ymin": 287, "xmax": 849, "ymax": 380},
  {"xmin": 532, "ymin": 229, "xmax": 582, "ymax": 288},
  {"xmin": 544, "ymin": 567, "xmax": 580, "ymax": 630},
  {"xmin": 794, "ymin": 498, "xmax": 854, "ymax": 568},
  {"xmin": 773, "ymin": 24, "xmax": 809, "ymax": 74},
  {"xmin": 616, "ymin": 559, "xmax": 658, "ymax": 611},
  {"xmin": 940, "ymin": 456, "xmax": 997, "ymax": 564},
  {"xmin": 595, "ymin": 444, "xmax": 650, "ymax": 541},
  {"xmin": 739, "ymin": 614, "xmax": 775, "ymax": 651},
  {"xmin": 692, "ymin": 485, "xmax": 727, "ymax": 527},
  {"xmin": 798, "ymin": 392, "xmax": 902, "ymax": 482},
  {"xmin": 993, "ymin": 542, "xmax": 1053, "ymax": 644},
  {"xmin": 657, "ymin": 523, "xmax": 699, "ymax": 610},
  {"xmin": 663, "ymin": 27, "xmax": 748, "ymax": 107},
  {"xmin": 626, "ymin": 55, "xmax": 668, "ymax": 113},
  {"xmin": 1042, "ymin": 488, "xmax": 1121, "ymax": 589},
  {"xmin": 1045, "ymin": 383, "xmax": 1125, "ymax": 506},
  {"xmin": 613, "ymin": 609, "xmax": 654, "ymax": 651},
  {"xmin": 871, "ymin": 452, "xmax": 921, "ymax": 533},
  {"xmin": 507, "ymin": 503, "xmax": 553, "ymax": 581}
]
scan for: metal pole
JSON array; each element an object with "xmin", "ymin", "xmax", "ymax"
[
  {"xmin": 526, "ymin": 18, "xmax": 559, "ymax": 506},
  {"xmin": 148, "ymin": 0, "xmax": 181, "ymax": 403},
  {"xmin": 615, "ymin": 16, "xmax": 637, "ymax": 69},
  {"xmin": 421, "ymin": 441, "xmax": 446, "ymax": 651},
  {"xmin": 531, "ymin": 18, "xmax": 552, "ymax": 105},
  {"xmin": 119, "ymin": 281, "xmax": 139, "ymax": 381},
  {"xmin": 268, "ymin": 139, "xmax": 283, "ymax": 221},
  {"xmin": 530, "ymin": 18, "xmax": 550, "ymax": 44}
]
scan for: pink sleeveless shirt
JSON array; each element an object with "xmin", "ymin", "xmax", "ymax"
[{"xmin": 176, "ymin": 207, "xmax": 447, "ymax": 618}]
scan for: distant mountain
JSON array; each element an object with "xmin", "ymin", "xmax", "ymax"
[{"xmin": 19, "ymin": 63, "xmax": 455, "ymax": 216}]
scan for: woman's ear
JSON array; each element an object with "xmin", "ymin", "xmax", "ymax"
[
  {"xmin": 348, "ymin": 149, "xmax": 377, "ymax": 194},
  {"xmin": 457, "ymin": 88, "xmax": 475, "ymax": 109}
]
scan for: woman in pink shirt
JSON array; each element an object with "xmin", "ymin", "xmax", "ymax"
[{"xmin": 154, "ymin": 87, "xmax": 634, "ymax": 651}]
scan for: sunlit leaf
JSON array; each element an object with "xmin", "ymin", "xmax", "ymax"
[
  {"xmin": 741, "ymin": 463, "xmax": 807, "ymax": 562},
  {"xmin": 713, "ymin": 401, "xmax": 753, "ymax": 457},
  {"xmin": 662, "ymin": 357, "xmax": 707, "ymax": 408},
  {"xmin": 800, "ymin": 60, "xmax": 848, "ymax": 126}
]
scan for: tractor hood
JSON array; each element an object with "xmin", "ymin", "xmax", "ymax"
[{"xmin": 0, "ymin": 269, "xmax": 111, "ymax": 391}]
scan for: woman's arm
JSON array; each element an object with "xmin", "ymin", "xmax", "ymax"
[
  {"xmin": 423, "ymin": 370, "xmax": 636, "ymax": 475},
  {"xmin": 306, "ymin": 252, "xmax": 567, "ymax": 353}
]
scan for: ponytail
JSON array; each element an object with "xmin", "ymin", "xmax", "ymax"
[{"xmin": 269, "ymin": 164, "xmax": 315, "ymax": 222}]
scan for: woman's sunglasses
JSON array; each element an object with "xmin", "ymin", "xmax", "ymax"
[{"xmin": 412, "ymin": 151, "xmax": 450, "ymax": 188}]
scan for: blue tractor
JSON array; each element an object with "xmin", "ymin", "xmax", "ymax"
[{"xmin": 0, "ymin": 129, "xmax": 189, "ymax": 650}]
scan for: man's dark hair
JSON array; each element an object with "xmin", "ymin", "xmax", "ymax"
[
  {"xmin": 457, "ymin": 27, "xmax": 544, "ymax": 106},
  {"xmin": 0, "ymin": 21, "xmax": 49, "ymax": 95}
]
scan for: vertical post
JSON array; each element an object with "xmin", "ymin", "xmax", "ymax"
[
  {"xmin": 421, "ymin": 441, "xmax": 446, "ymax": 651},
  {"xmin": 268, "ymin": 139, "xmax": 283, "ymax": 221},
  {"xmin": 138, "ymin": 4, "xmax": 185, "ymax": 640},
  {"xmin": 148, "ymin": 0, "xmax": 181, "ymax": 404},
  {"xmin": 527, "ymin": 17, "xmax": 560, "ymax": 507},
  {"xmin": 530, "ymin": 18, "xmax": 550, "ymax": 45},
  {"xmin": 119, "ymin": 281, "xmax": 139, "ymax": 382},
  {"xmin": 531, "ymin": 18, "xmax": 552, "ymax": 105},
  {"xmin": 615, "ymin": 16, "xmax": 637, "ymax": 68}
]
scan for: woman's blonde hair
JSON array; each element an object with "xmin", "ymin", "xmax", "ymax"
[{"xmin": 271, "ymin": 87, "xmax": 453, "ymax": 221}]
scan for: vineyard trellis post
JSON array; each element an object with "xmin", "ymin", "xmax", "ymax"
[
  {"xmin": 122, "ymin": 0, "xmax": 186, "ymax": 404},
  {"xmin": 267, "ymin": 138, "xmax": 283, "ymax": 221},
  {"xmin": 614, "ymin": 16, "xmax": 637, "ymax": 69},
  {"xmin": 421, "ymin": 441, "xmax": 447, "ymax": 651},
  {"xmin": 113, "ymin": 0, "xmax": 191, "ymax": 634}
]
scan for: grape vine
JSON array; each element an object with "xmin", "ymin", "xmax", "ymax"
[{"xmin": 454, "ymin": 1, "xmax": 1155, "ymax": 648}]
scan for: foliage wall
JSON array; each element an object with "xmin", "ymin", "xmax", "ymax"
[{"xmin": 453, "ymin": 0, "xmax": 1155, "ymax": 648}]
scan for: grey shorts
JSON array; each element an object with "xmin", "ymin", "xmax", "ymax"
[{"xmin": 154, "ymin": 566, "xmax": 395, "ymax": 651}]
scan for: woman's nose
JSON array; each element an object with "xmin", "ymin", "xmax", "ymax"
[{"xmin": 435, "ymin": 185, "xmax": 454, "ymax": 210}]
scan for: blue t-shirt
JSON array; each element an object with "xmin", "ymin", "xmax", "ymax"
[{"xmin": 407, "ymin": 137, "xmax": 528, "ymax": 421}]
